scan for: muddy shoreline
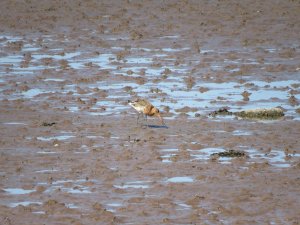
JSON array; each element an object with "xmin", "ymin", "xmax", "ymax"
[{"xmin": 1, "ymin": 0, "xmax": 300, "ymax": 224}]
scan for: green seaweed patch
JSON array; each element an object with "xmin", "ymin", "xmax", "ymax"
[
  {"xmin": 211, "ymin": 150, "xmax": 246, "ymax": 158},
  {"xmin": 234, "ymin": 108, "xmax": 284, "ymax": 119},
  {"xmin": 210, "ymin": 107, "xmax": 284, "ymax": 120}
]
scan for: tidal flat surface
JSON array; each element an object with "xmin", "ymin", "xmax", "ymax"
[{"xmin": 0, "ymin": 0, "xmax": 300, "ymax": 224}]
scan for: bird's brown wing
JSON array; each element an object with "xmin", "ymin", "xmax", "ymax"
[
  {"xmin": 138, "ymin": 99, "xmax": 151, "ymax": 107},
  {"xmin": 143, "ymin": 104, "xmax": 154, "ymax": 115}
]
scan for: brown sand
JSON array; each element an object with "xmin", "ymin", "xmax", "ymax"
[{"xmin": 0, "ymin": 0, "xmax": 300, "ymax": 224}]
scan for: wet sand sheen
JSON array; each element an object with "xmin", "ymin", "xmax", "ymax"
[{"xmin": 0, "ymin": 0, "xmax": 300, "ymax": 224}]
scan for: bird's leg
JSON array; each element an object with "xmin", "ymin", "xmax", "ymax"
[
  {"xmin": 145, "ymin": 115, "xmax": 148, "ymax": 127},
  {"xmin": 137, "ymin": 113, "xmax": 140, "ymax": 124}
]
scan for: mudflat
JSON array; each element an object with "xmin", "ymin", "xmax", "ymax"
[{"xmin": 0, "ymin": 0, "xmax": 300, "ymax": 224}]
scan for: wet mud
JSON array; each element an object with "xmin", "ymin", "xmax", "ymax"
[{"xmin": 1, "ymin": 0, "xmax": 300, "ymax": 224}]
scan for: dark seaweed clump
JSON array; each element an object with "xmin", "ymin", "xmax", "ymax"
[
  {"xmin": 209, "ymin": 107, "xmax": 233, "ymax": 117},
  {"xmin": 211, "ymin": 150, "xmax": 246, "ymax": 158},
  {"xmin": 42, "ymin": 122, "xmax": 56, "ymax": 126}
]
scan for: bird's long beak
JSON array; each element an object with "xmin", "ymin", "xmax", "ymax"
[{"xmin": 157, "ymin": 113, "xmax": 166, "ymax": 126}]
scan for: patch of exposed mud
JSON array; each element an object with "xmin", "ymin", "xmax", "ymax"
[{"xmin": 1, "ymin": 0, "xmax": 300, "ymax": 224}]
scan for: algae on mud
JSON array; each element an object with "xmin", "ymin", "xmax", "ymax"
[
  {"xmin": 211, "ymin": 150, "xmax": 246, "ymax": 158},
  {"xmin": 210, "ymin": 107, "xmax": 284, "ymax": 120},
  {"xmin": 235, "ymin": 108, "xmax": 284, "ymax": 120}
]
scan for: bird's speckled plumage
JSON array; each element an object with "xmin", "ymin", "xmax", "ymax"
[{"xmin": 128, "ymin": 98, "xmax": 165, "ymax": 125}]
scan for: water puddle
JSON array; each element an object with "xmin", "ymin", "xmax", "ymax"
[
  {"xmin": 74, "ymin": 145, "xmax": 90, "ymax": 154},
  {"xmin": 160, "ymin": 148, "xmax": 179, "ymax": 152},
  {"xmin": 162, "ymin": 47, "xmax": 190, "ymax": 52},
  {"xmin": 68, "ymin": 106, "xmax": 79, "ymax": 112},
  {"xmin": 9, "ymin": 201, "xmax": 42, "ymax": 207},
  {"xmin": 86, "ymin": 135, "xmax": 105, "ymax": 139},
  {"xmin": 65, "ymin": 203, "xmax": 79, "ymax": 209},
  {"xmin": 189, "ymin": 146, "xmax": 300, "ymax": 168},
  {"xmin": 159, "ymin": 35, "xmax": 180, "ymax": 39},
  {"xmin": 40, "ymin": 179, "xmax": 93, "ymax": 194},
  {"xmin": 22, "ymin": 88, "xmax": 51, "ymax": 98},
  {"xmin": 106, "ymin": 202, "xmax": 123, "ymax": 212},
  {"xmin": 4, "ymin": 188, "xmax": 35, "ymax": 195},
  {"xmin": 44, "ymin": 78, "xmax": 65, "ymax": 82},
  {"xmin": 2, "ymin": 122, "xmax": 27, "ymax": 125},
  {"xmin": 66, "ymin": 188, "xmax": 92, "ymax": 194},
  {"xmin": 32, "ymin": 52, "xmax": 80, "ymax": 60},
  {"xmin": 0, "ymin": 55, "xmax": 23, "ymax": 64},
  {"xmin": 232, "ymin": 130, "xmax": 253, "ymax": 136},
  {"xmin": 106, "ymin": 202, "xmax": 123, "ymax": 207},
  {"xmin": 32, "ymin": 211, "xmax": 46, "ymax": 214},
  {"xmin": 161, "ymin": 153, "xmax": 178, "ymax": 163},
  {"xmin": 125, "ymin": 56, "xmax": 153, "ymax": 64},
  {"xmin": 114, "ymin": 181, "xmax": 151, "ymax": 189},
  {"xmin": 189, "ymin": 147, "xmax": 228, "ymax": 162},
  {"xmin": 160, "ymin": 148, "xmax": 179, "ymax": 163},
  {"xmin": 166, "ymin": 176, "xmax": 194, "ymax": 183},
  {"xmin": 36, "ymin": 151, "xmax": 58, "ymax": 154},
  {"xmin": 247, "ymin": 148, "xmax": 300, "ymax": 168},
  {"xmin": 35, "ymin": 169, "xmax": 59, "ymax": 173},
  {"xmin": 37, "ymin": 135, "xmax": 75, "ymax": 141},
  {"xmin": 176, "ymin": 202, "xmax": 192, "ymax": 210}
]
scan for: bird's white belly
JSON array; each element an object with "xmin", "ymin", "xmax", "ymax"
[{"xmin": 129, "ymin": 103, "xmax": 145, "ymax": 113}]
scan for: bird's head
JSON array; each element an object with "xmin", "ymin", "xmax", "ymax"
[{"xmin": 151, "ymin": 107, "xmax": 165, "ymax": 126}]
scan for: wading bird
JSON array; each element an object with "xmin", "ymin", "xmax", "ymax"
[{"xmin": 128, "ymin": 98, "xmax": 165, "ymax": 126}]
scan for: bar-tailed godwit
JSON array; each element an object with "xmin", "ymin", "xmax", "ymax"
[{"xmin": 128, "ymin": 98, "xmax": 165, "ymax": 126}]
